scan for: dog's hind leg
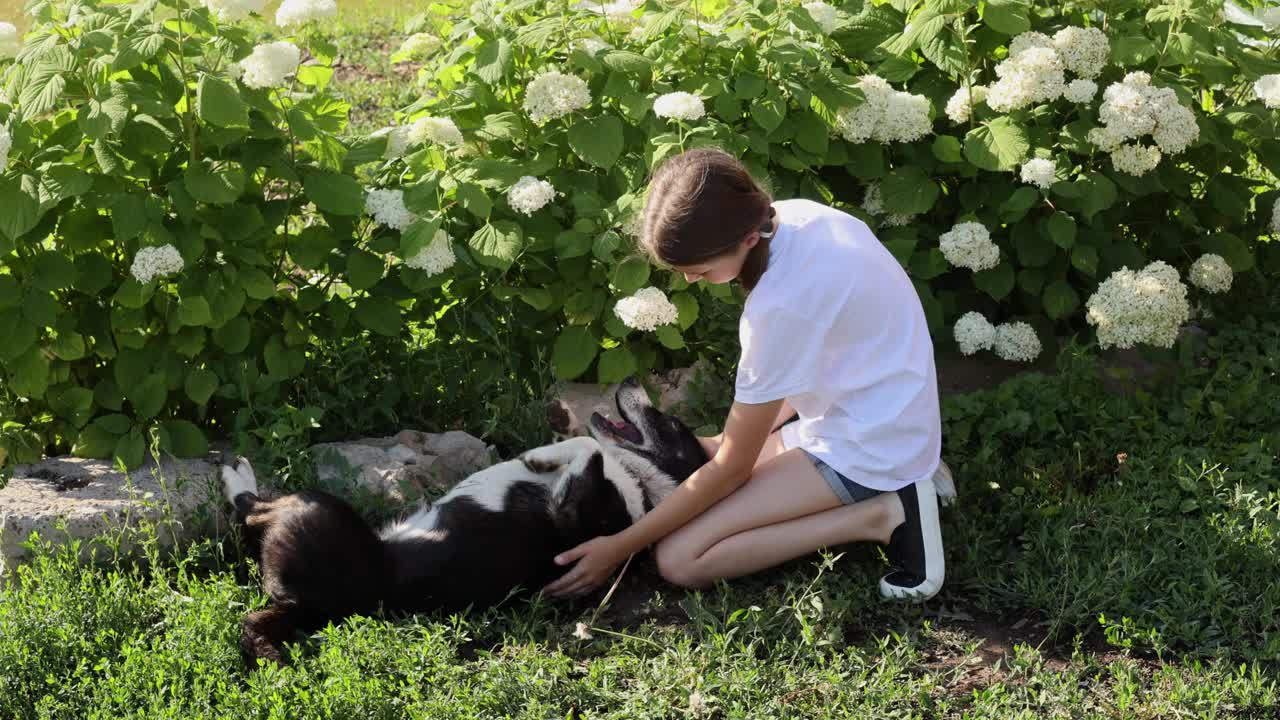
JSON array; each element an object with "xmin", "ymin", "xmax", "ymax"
[{"xmin": 240, "ymin": 605, "xmax": 301, "ymax": 667}]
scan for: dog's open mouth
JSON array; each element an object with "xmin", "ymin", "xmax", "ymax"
[{"xmin": 591, "ymin": 412, "xmax": 644, "ymax": 444}]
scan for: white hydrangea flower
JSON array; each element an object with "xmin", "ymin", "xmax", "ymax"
[
  {"xmin": 835, "ymin": 75, "xmax": 932, "ymax": 144},
  {"xmin": 653, "ymin": 92, "xmax": 706, "ymax": 122},
  {"xmin": 994, "ymin": 322, "xmax": 1041, "ymax": 362},
  {"xmin": 1272, "ymin": 197, "xmax": 1280, "ymax": 235},
  {"xmin": 1256, "ymin": 74, "xmax": 1280, "ymax": 108},
  {"xmin": 1085, "ymin": 261, "xmax": 1190, "ymax": 350},
  {"xmin": 1009, "ymin": 31, "xmax": 1054, "ymax": 58},
  {"xmin": 508, "ymin": 176, "xmax": 556, "ymax": 215},
  {"xmin": 131, "ymin": 245, "xmax": 185, "ymax": 284},
  {"xmin": 398, "ymin": 32, "xmax": 441, "ymax": 60},
  {"xmin": 581, "ymin": 0, "xmax": 642, "ymax": 23},
  {"xmin": 523, "ymin": 71, "xmax": 591, "ymax": 125},
  {"xmin": 939, "ymin": 221, "xmax": 1000, "ymax": 271},
  {"xmin": 372, "ymin": 126, "xmax": 411, "ymax": 158},
  {"xmin": 240, "ymin": 41, "xmax": 302, "ymax": 89},
  {"xmin": 954, "ymin": 311, "xmax": 996, "ymax": 355},
  {"xmin": 944, "ymin": 86, "xmax": 986, "ymax": 124},
  {"xmin": 202, "ymin": 0, "xmax": 265, "ymax": 21},
  {"xmin": 1020, "ymin": 158, "xmax": 1056, "ymax": 190},
  {"xmin": 862, "ymin": 183, "xmax": 884, "ymax": 215},
  {"xmin": 1052, "ymin": 26, "xmax": 1110, "ymax": 79},
  {"xmin": 405, "ymin": 229, "xmax": 456, "ymax": 276},
  {"xmin": 1088, "ymin": 125, "xmax": 1123, "ymax": 151},
  {"xmin": 226, "ymin": 61, "xmax": 244, "ymax": 81},
  {"xmin": 1094, "ymin": 74, "xmax": 1198, "ymax": 159},
  {"xmin": 1063, "ymin": 78, "xmax": 1097, "ymax": 104},
  {"xmin": 275, "ymin": 0, "xmax": 336, "ymax": 28},
  {"xmin": 614, "ymin": 287, "xmax": 679, "ymax": 331},
  {"xmin": 803, "ymin": 1, "xmax": 841, "ymax": 33},
  {"xmin": 0, "ymin": 22, "xmax": 19, "ymax": 60},
  {"xmin": 408, "ymin": 116, "xmax": 463, "ymax": 148},
  {"xmin": 1188, "ymin": 253, "xmax": 1232, "ymax": 294},
  {"xmin": 574, "ymin": 37, "xmax": 610, "ymax": 54},
  {"xmin": 882, "ymin": 213, "xmax": 914, "ymax": 227},
  {"xmin": 365, "ymin": 188, "xmax": 416, "ymax": 231},
  {"xmin": 0, "ymin": 125, "xmax": 11, "ymax": 174},
  {"xmin": 986, "ymin": 46, "xmax": 1066, "ymax": 112},
  {"xmin": 1110, "ymin": 143, "xmax": 1162, "ymax": 176}
]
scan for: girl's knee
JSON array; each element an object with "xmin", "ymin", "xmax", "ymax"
[{"xmin": 654, "ymin": 542, "xmax": 709, "ymax": 589}]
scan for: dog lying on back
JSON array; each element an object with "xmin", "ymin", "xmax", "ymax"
[{"xmin": 222, "ymin": 377, "xmax": 707, "ymax": 665}]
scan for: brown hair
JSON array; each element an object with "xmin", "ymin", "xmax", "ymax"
[{"xmin": 640, "ymin": 148, "xmax": 775, "ymax": 291}]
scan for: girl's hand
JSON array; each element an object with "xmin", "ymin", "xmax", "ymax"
[{"xmin": 542, "ymin": 534, "xmax": 632, "ymax": 597}]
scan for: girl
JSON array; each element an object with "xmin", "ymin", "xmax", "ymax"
[{"xmin": 543, "ymin": 148, "xmax": 952, "ymax": 601}]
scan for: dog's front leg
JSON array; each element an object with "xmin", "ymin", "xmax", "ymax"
[{"xmin": 519, "ymin": 436, "xmax": 604, "ymax": 474}]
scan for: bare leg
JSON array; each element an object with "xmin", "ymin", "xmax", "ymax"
[{"xmin": 655, "ymin": 438, "xmax": 905, "ymax": 588}]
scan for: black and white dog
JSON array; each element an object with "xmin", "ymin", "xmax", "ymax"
[{"xmin": 222, "ymin": 377, "xmax": 707, "ymax": 665}]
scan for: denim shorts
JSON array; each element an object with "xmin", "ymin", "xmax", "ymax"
[{"xmin": 802, "ymin": 451, "xmax": 884, "ymax": 505}]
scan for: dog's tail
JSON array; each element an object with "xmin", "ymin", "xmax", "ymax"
[
  {"xmin": 221, "ymin": 456, "xmax": 262, "ymax": 521},
  {"xmin": 240, "ymin": 605, "xmax": 305, "ymax": 666}
]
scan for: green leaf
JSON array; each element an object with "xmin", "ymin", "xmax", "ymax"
[
  {"xmin": 33, "ymin": 252, "xmax": 78, "ymax": 291},
  {"xmin": 1202, "ymin": 232, "xmax": 1255, "ymax": 272},
  {"xmin": 555, "ymin": 229, "xmax": 592, "ymax": 259},
  {"xmin": 1070, "ymin": 244, "xmax": 1099, "ymax": 277},
  {"xmin": 793, "ymin": 111, "xmax": 829, "ymax": 156},
  {"xmin": 161, "ymin": 420, "xmax": 207, "ymax": 457},
  {"xmin": 671, "ymin": 292, "xmax": 699, "ymax": 330},
  {"xmin": 346, "ymin": 249, "xmax": 385, "ymax": 290},
  {"xmin": 568, "ymin": 114, "xmax": 624, "ymax": 169},
  {"xmin": 1075, "ymin": 172, "xmax": 1117, "ymax": 221},
  {"xmin": 184, "ymin": 162, "xmax": 245, "ymax": 205},
  {"xmin": 0, "ymin": 176, "xmax": 43, "ymax": 242},
  {"xmin": 612, "ymin": 256, "xmax": 651, "ymax": 294},
  {"xmin": 597, "ymin": 346, "xmax": 638, "ymax": 384},
  {"xmin": 239, "ymin": 268, "xmax": 276, "ymax": 300},
  {"xmin": 1045, "ymin": 212, "xmax": 1077, "ymax": 249},
  {"xmin": 114, "ymin": 279, "xmax": 155, "ymax": 308},
  {"xmin": 19, "ymin": 51, "xmax": 70, "ymax": 116},
  {"xmin": 909, "ymin": 248, "xmax": 949, "ymax": 280},
  {"xmin": 468, "ymin": 221, "xmax": 524, "ymax": 270},
  {"xmin": 881, "ymin": 9, "xmax": 944, "ymax": 56},
  {"xmin": 931, "ymin": 135, "xmax": 963, "ymax": 163},
  {"xmin": 551, "ymin": 326, "xmax": 598, "ymax": 380},
  {"xmin": 185, "ymin": 368, "xmax": 219, "ymax": 405},
  {"xmin": 178, "ymin": 296, "xmax": 212, "ymax": 327},
  {"xmin": 114, "ymin": 430, "xmax": 145, "ymax": 471},
  {"xmin": 983, "ymin": 0, "xmax": 1031, "ymax": 35},
  {"xmin": 972, "ymin": 261, "xmax": 1015, "ymax": 300},
  {"xmin": 292, "ymin": 225, "xmax": 338, "ymax": 270},
  {"xmin": 964, "ymin": 118, "xmax": 1029, "ymax": 172},
  {"xmin": 519, "ymin": 288, "xmax": 553, "ymax": 310},
  {"xmin": 41, "ymin": 165, "xmax": 94, "ymax": 202},
  {"xmin": 655, "ymin": 325, "xmax": 685, "ymax": 349},
  {"xmin": 214, "ymin": 316, "xmax": 251, "ymax": 353},
  {"xmin": 303, "ymin": 170, "xmax": 365, "ymax": 216},
  {"xmin": 456, "ymin": 184, "xmax": 492, "ymax": 219},
  {"xmin": 1042, "ymin": 280, "xmax": 1080, "ymax": 320},
  {"xmin": 473, "ymin": 37, "xmax": 513, "ymax": 84},
  {"xmin": 593, "ymin": 230, "xmax": 620, "ymax": 262},
  {"xmin": 751, "ymin": 87, "xmax": 787, "ymax": 133},
  {"xmin": 998, "ymin": 187, "xmax": 1040, "ymax": 223},
  {"xmin": 197, "ymin": 74, "xmax": 249, "ymax": 128},
  {"xmin": 51, "ymin": 330, "xmax": 86, "ymax": 361},
  {"xmin": 73, "ymin": 419, "xmax": 120, "ymax": 459},
  {"xmin": 919, "ymin": 22, "xmax": 967, "ymax": 75},
  {"xmin": 128, "ymin": 374, "xmax": 167, "ymax": 420},
  {"xmin": 79, "ymin": 85, "xmax": 131, "ymax": 139},
  {"xmin": 735, "ymin": 73, "xmax": 767, "ymax": 99},
  {"xmin": 881, "ymin": 167, "xmax": 940, "ymax": 215},
  {"xmin": 354, "ymin": 296, "xmax": 402, "ymax": 337},
  {"xmin": 50, "ymin": 387, "xmax": 94, "ymax": 427},
  {"xmin": 1014, "ymin": 222, "xmax": 1056, "ymax": 267},
  {"xmin": 9, "ymin": 346, "xmax": 50, "ymax": 399}
]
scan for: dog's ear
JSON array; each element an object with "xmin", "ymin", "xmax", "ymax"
[{"xmin": 550, "ymin": 451, "xmax": 606, "ymax": 527}]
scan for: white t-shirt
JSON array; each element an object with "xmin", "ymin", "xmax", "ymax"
[{"xmin": 733, "ymin": 199, "xmax": 941, "ymax": 492}]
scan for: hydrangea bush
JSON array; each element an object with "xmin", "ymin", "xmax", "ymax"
[{"xmin": 3, "ymin": 0, "xmax": 1279, "ymax": 470}]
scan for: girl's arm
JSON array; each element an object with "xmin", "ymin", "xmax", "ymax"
[
  {"xmin": 542, "ymin": 398, "xmax": 783, "ymax": 596},
  {"xmin": 699, "ymin": 398, "xmax": 793, "ymax": 457}
]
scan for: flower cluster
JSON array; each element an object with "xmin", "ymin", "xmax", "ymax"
[
  {"xmin": 1020, "ymin": 158, "xmax": 1056, "ymax": 190},
  {"xmin": 986, "ymin": 45, "xmax": 1066, "ymax": 112},
  {"xmin": 939, "ymin": 221, "xmax": 1000, "ymax": 271},
  {"xmin": 398, "ymin": 33, "xmax": 441, "ymax": 60},
  {"xmin": 0, "ymin": 22, "xmax": 19, "ymax": 59},
  {"xmin": 954, "ymin": 312, "xmax": 996, "ymax": 356},
  {"xmin": 1052, "ymin": 26, "xmax": 1110, "ymax": 79},
  {"xmin": 944, "ymin": 86, "xmax": 986, "ymax": 124},
  {"xmin": 1188, "ymin": 253, "xmax": 1233, "ymax": 294},
  {"xmin": 365, "ymin": 188, "xmax": 416, "ymax": 231},
  {"xmin": 202, "ymin": 0, "xmax": 265, "ymax": 22},
  {"xmin": 835, "ymin": 75, "xmax": 932, "ymax": 144},
  {"xmin": 372, "ymin": 126, "xmax": 411, "ymax": 158},
  {"xmin": 582, "ymin": 0, "xmax": 641, "ymax": 23},
  {"xmin": 1255, "ymin": 74, "xmax": 1280, "ymax": 108},
  {"xmin": 240, "ymin": 41, "xmax": 301, "ymax": 89},
  {"xmin": 1091, "ymin": 72, "xmax": 1199, "ymax": 174},
  {"xmin": 1063, "ymin": 78, "xmax": 1098, "ymax": 104},
  {"xmin": 1085, "ymin": 261, "xmax": 1190, "ymax": 349},
  {"xmin": 406, "ymin": 230, "xmax": 456, "ymax": 276},
  {"xmin": 408, "ymin": 116, "xmax": 463, "ymax": 148},
  {"xmin": 994, "ymin": 322, "xmax": 1042, "ymax": 362},
  {"xmin": 508, "ymin": 176, "xmax": 556, "ymax": 215},
  {"xmin": 523, "ymin": 71, "xmax": 591, "ymax": 124},
  {"xmin": 0, "ymin": 125, "xmax": 11, "ymax": 174},
  {"xmin": 861, "ymin": 184, "xmax": 914, "ymax": 228},
  {"xmin": 614, "ymin": 287, "xmax": 679, "ymax": 331},
  {"xmin": 803, "ymin": 2, "xmax": 841, "ymax": 34},
  {"xmin": 653, "ymin": 92, "xmax": 705, "ymax": 122},
  {"xmin": 131, "ymin": 245, "xmax": 185, "ymax": 284},
  {"xmin": 276, "ymin": 0, "xmax": 336, "ymax": 28}
]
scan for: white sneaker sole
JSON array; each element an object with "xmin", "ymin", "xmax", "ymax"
[{"xmin": 879, "ymin": 474, "xmax": 945, "ymax": 602}]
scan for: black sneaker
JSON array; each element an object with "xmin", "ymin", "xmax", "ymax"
[{"xmin": 879, "ymin": 474, "xmax": 945, "ymax": 601}]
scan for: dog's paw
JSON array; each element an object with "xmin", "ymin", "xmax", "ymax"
[
  {"xmin": 221, "ymin": 456, "xmax": 258, "ymax": 504},
  {"xmin": 521, "ymin": 437, "xmax": 602, "ymax": 474}
]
